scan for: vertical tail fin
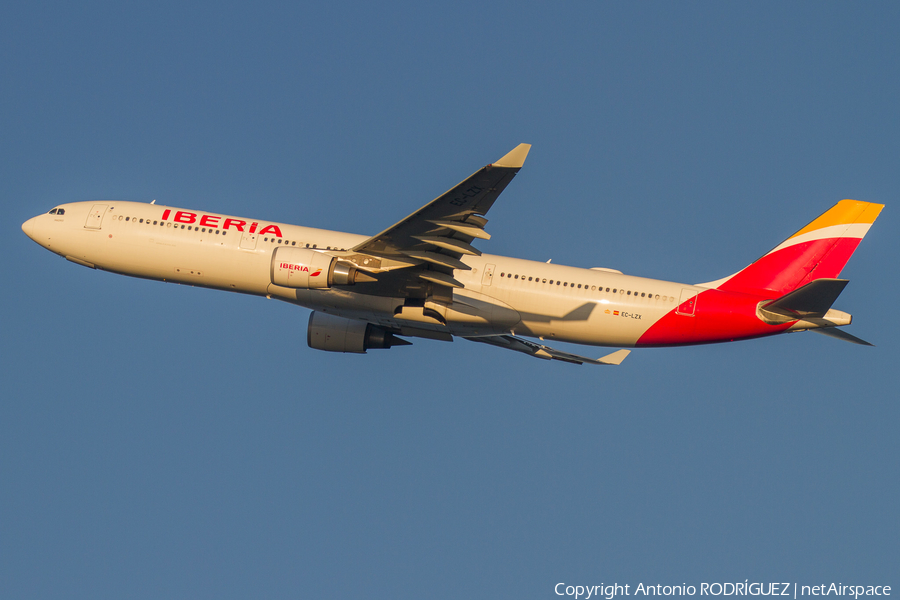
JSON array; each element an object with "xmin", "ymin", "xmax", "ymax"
[{"xmin": 707, "ymin": 200, "xmax": 883, "ymax": 296}]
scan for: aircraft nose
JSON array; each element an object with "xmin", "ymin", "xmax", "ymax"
[{"xmin": 22, "ymin": 217, "xmax": 36, "ymax": 240}]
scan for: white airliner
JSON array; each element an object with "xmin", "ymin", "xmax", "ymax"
[{"xmin": 22, "ymin": 144, "xmax": 883, "ymax": 365}]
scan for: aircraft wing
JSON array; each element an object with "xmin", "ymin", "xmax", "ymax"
[
  {"xmin": 464, "ymin": 334, "xmax": 631, "ymax": 366},
  {"xmin": 350, "ymin": 144, "xmax": 531, "ymax": 290}
]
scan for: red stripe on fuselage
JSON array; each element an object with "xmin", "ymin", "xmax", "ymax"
[
  {"xmin": 718, "ymin": 237, "xmax": 862, "ymax": 297},
  {"xmin": 638, "ymin": 236, "xmax": 864, "ymax": 347},
  {"xmin": 636, "ymin": 289, "xmax": 792, "ymax": 347}
]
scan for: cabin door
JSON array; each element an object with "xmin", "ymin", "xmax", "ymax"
[
  {"xmin": 84, "ymin": 204, "xmax": 108, "ymax": 229},
  {"xmin": 676, "ymin": 289, "xmax": 698, "ymax": 316},
  {"xmin": 240, "ymin": 231, "xmax": 258, "ymax": 250},
  {"xmin": 482, "ymin": 263, "xmax": 496, "ymax": 286}
]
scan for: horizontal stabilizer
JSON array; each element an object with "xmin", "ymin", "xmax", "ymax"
[
  {"xmin": 464, "ymin": 334, "xmax": 630, "ymax": 366},
  {"xmin": 810, "ymin": 327, "xmax": 873, "ymax": 346},
  {"xmin": 759, "ymin": 278, "xmax": 849, "ymax": 322}
]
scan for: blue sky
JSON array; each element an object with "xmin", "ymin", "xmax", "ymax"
[{"xmin": 2, "ymin": 2, "xmax": 898, "ymax": 598}]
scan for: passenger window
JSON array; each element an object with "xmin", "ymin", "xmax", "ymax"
[
  {"xmin": 292, "ymin": 241, "xmax": 296, "ymax": 245},
  {"xmin": 514, "ymin": 275, "xmax": 518, "ymax": 279},
  {"xmin": 167, "ymin": 222, "xmax": 171, "ymax": 227},
  {"xmin": 563, "ymin": 282, "xmax": 567, "ymax": 287},
  {"xmin": 528, "ymin": 277, "xmax": 533, "ymax": 281},
  {"xmin": 153, "ymin": 221, "xmax": 157, "ymax": 225},
  {"xmin": 125, "ymin": 217, "xmax": 130, "ymax": 221},
  {"xmin": 140, "ymin": 219, "xmax": 144, "ymax": 223},
  {"xmin": 542, "ymin": 279, "xmax": 547, "ymax": 283}
]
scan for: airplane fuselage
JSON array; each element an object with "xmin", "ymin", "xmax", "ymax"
[{"xmin": 23, "ymin": 200, "xmax": 804, "ymax": 349}]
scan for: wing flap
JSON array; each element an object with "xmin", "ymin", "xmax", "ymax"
[
  {"xmin": 426, "ymin": 220, "xmax": 492, "ymax": 240},
  {"xmin": 403, "ymin": 251, "xmax": 471, "ymax": 270},
  {"xmin": 418, "ymin": 271, "xmax": 464, "ymax": 289}
]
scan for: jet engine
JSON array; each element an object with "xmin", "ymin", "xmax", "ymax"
[
  {"xmin": 271, "ymin": 247, "xmax": 360, "ymax": 289},
  {"xmin": 307, "ymin": 312, "xmax": 410, "ymax": 353}
]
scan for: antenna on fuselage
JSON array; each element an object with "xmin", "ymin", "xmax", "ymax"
[{"xmin": 150, "ymin": 199, "xmax": 156, "ymax": 204}]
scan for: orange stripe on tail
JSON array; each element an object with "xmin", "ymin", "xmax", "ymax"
[{"xmin": 789, "ymin": 200, "xmax": 882, "ymax": 240}]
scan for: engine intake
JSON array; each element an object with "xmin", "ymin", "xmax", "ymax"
[
  {"xmin": 271, "ymin": 247, "xmax": 360, "ymax": 289},
  {"xmin": 307, "ymin": 312, "xmax": 410, "ymax": 353}
]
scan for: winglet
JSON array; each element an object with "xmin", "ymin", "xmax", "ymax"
[
  {"xmin": 597, "ymin": 349, "xmax": 630, "ymax": 365},
  {"xmin": 493, "ymin": 143, "xmax": 531, "ymax": 168}
]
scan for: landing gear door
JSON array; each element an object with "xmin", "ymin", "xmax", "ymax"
[
  {"xmin": 482, "ymin": 263, "xmax": 496, "ymax": 286},
  {"xmin": 240, "ymin": 231, "xmax": 258, "ymax": 250},
  {"xmin": 84, "ymin": 204, "xmax": 108, "ymax": 229}
]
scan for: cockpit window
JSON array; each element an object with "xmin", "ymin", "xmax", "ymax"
[
  {"xmin": 49, "ymin": 209, "xmax": 57, "ymax": 214},
  {"xmin": 57, "ymin": 208, "xmax": 65, "ymax": 215}
]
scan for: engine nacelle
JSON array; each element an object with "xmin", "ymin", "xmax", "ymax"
[
  {"xmin": 271, "ymin": 247, "xmax": 358, "ymax": 289},
  {"xmin": 307, "ymin": 312, "xmax": 408, "ymax": 353}
]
